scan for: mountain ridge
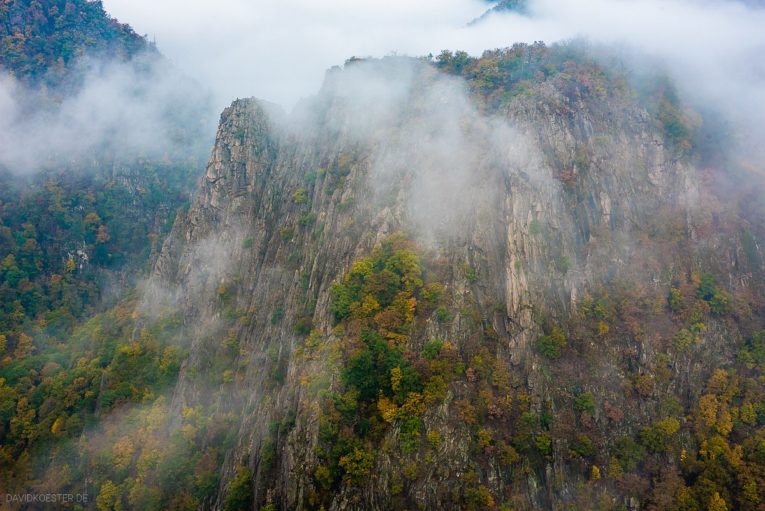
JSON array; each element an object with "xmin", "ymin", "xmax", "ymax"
[{"xmin": 99, "ymin": 51, "xmax": 763, "ymax": 509}]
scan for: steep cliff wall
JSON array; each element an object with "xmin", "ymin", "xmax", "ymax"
[{"xmin": 142, "ymin": 54, "xmax": 764, "ymax": 511}]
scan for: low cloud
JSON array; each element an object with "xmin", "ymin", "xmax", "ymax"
[
  {"xmin": 101, "ymin": 0, "xmax": 765, "ymax": 122},
  {"xmin": 0, "ymin": 54, "xmax": 215, "ymax": 173},
  {"xmin": 101, "ymin": 0, "xmax": 491, "ymax": 109},
  {"xmin": 4, "ymin": 0, "xmax": 763, "ymax": 174},
  {"xmin": 285, "ymin": 57, "xmax": 544, "ymax": 246}
]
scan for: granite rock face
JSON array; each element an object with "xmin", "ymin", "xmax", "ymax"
[{"xmin": 148, "ymin": 57, "xmax": 762, "ymax": 510}]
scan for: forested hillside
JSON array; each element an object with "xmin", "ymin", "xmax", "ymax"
[
  {"xmin": 0, "ymin": 3, "xmax": 208, "ymax": 486},
  {"xmin": 1, "ymin": 0, "xmax": 150, "ymax": 90}
]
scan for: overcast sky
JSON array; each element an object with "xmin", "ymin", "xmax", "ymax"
[{"xmin": 99, "ymin": 0, "xmax": 765, "ymax": 111}]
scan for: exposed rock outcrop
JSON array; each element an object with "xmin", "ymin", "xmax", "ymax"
[{"xmin": 147, "ymin": 56, "xmax": 763, "ymax": 510}]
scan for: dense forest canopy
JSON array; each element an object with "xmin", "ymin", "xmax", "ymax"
[
  {"xmin": 0, "ymin": 1, "xmax": 204, "ymax": 451},
  {"xmin": 1, "ymin": 0, "xmax": 151, "ymax": 90}
]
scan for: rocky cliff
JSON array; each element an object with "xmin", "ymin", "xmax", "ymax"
[{"xmin": 138, "ymin": 50, "xmax": 765, "ymax": 511}]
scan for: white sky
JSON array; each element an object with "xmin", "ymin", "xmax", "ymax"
[
  {"xmin": 101, "ymin": 0, "xmax": 765, "ymax": 115},
  {"xmin": 95, "ymin": 0, "xmax": 765, "ymax": 127},
  {"xmin": 101, "ymin": 0, "xmax": 489, "ymax": 108},
  {"xmin": 3, "ymin": 0, "xmax": 763, "ymax": 174}
]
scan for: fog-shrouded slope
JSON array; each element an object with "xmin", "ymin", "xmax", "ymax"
[
  {"xmin": 471, "ymin": 0, "xmax": 529, "ymax": 24},
  {"xmin": 2, "ymin": 43, "xmax": 765, "ymax": 511},
  {"xmin": 133, "ymin": 46, "xmax": 765, "ymax": 509},
  {"xmin": 0, "ymin": 0, "xmax": 212, "ymax": 387},
  {"xmin": 1, "ymin": 0, "xmax": 151, "ymax": 90},
  {"xmin": 0, "ymin": 4, "xmax": 212, "ymax": 496},
  {"xmin": 1, "ymin": 0, "xmax": 213, "ymax": 170}
]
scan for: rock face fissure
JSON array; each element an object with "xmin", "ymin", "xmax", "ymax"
[{"xmin": 147, "ymin": 57, "xmax": 762, "ymax": 510}]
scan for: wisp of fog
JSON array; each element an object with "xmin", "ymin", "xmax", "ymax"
[
  {"xmin": 2, "ymin": 0, "xmax": 764, "ymax": 175},
  {"xmin": 0, "ymin": 54, "xmax": 214, "ymax": 173}
]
